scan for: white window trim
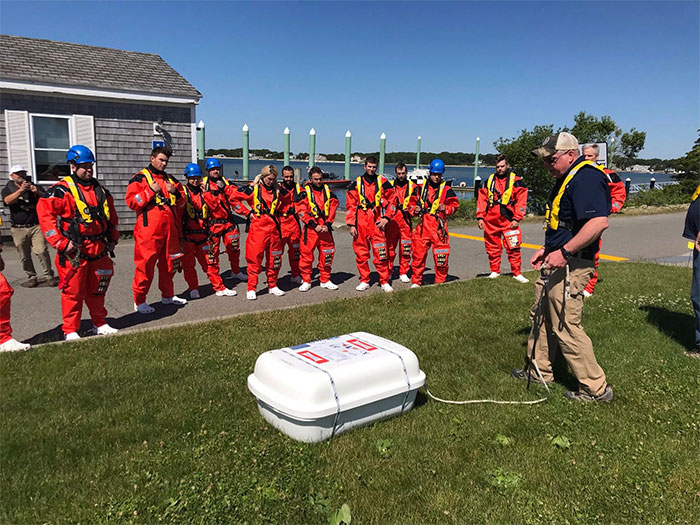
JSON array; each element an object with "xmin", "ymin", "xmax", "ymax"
[{"xmin": 28, "ymin": 112, "xmax": 73, "ymax": 185}]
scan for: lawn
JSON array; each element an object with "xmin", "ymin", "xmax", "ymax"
[{"xmin": 1, "ymin": 262, "xmax": 698, "ymax": 524}]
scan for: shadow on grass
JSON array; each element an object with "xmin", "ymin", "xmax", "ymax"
[{"xmin": 639, "ymin": 305, "xmax": 695, "ymax": 350}]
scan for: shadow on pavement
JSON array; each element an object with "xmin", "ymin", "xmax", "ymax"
[{"xmin": 640, "ymin": 305, "xmax": 694, "ymax": 350}]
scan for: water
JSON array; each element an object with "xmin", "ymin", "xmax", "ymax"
[{"xmin": 212, "ymin": 158, "xmax": 674, "ymax": 209}]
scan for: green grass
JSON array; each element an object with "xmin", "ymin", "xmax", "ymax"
[{"xmin": 2, "ymin": 263, "xmax": 699, "ymax": 524}]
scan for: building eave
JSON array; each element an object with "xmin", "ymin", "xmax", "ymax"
[{"xmin": 0, "ymin": 79, "xmax": 201, "ymax": 105}]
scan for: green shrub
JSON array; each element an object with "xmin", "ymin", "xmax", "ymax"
[{"xmin": 626, "ymin": 184, "xmax": 693, "ymax": 207}]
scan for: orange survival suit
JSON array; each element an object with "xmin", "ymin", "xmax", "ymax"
[{"xmin": 296, "ymin": 182, "xmax": 339, "ymax": 284}]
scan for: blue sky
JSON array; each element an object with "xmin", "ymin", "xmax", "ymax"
[{"xmin": 1, "ymin": 1, "xmax": 698, "ymax": 158}]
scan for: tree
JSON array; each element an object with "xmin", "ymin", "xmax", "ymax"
[
  {"xmin": 494, "ymin": 124, "xmax": 556, "ymax": 213},
  {"xmin": 570, "ymin": 111, "xmax": 620, "ymax": 144},
  {"xmin": 672, "ymin": 132, "xmax": 700, "ymax": 194},
  {"xmin": 616, "ymin": 128, "xmax": 647, "ymax": 169}
]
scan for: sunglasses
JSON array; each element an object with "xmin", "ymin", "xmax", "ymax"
[{"xmin": 543, "ymin": 152, "xmax": 568, "ymax": 165}]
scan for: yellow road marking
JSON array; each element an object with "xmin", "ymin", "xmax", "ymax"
[{"xmin": 448, "ymin": 232, "xmax": 628, "ymax": 261}]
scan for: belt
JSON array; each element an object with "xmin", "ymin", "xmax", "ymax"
[{"xmin": 11, "ymin": 223, "xmax": 38, "ymax": 228}]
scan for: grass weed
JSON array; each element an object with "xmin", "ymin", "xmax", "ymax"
[{"xmin": 1, "ymin": 262, "xmax": 698, "ymax": 523}]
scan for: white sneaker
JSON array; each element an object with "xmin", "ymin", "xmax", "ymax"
[
  {"xmin": 189, "ymin": 289, "xmax": 201, "ymax": 299},
  {"xmin": 93, "ymin": 323, "xmax": 118, "ymax": 336},
  {"xmin": 269, "ymin": 286, "xmax": 285, "ymax": 296},
  {"xmin": 162, "ymin": 296, "xmax": 187, "ymax": 305},
  {"xmin": 487, "ymin": 272, "xmax": 500, "ymax": 279},
  {"xmin": 215, "ymin": 288, "xmax": 237, "ymax": 297},
  {"xmin": 583, "ymin": 290, "xmax": 593, "ymax": 298},
  {"xmin": 290, "ymin": 275, "xmax": 303, "ymax": 284},
  {"xmin": 320, "ymin": 281, "xmax": 338, "ymax": 290},
  {"xmin": 513, "ymin": 274, "xmax": 529, "ymax": 284},
  {"xmin": 299, "ymin": 282, "xmax": 311, "ymax": 292},
  {"xmin": 246, "ymin": 290, "xmax": 257, "ymax": 300},
  {"xmin": 355, "ymin": 281, "xmax": 370, "ymax": 291},
  {"xmin": 134, "ymin": 302, "xmax": 155, "ymax": 314},
  {"xmin": 233, "ymin": 271, "xmax": 248, "ymax": 282},
  {"xmin": 0, "ymin": 338, "xmax": 30, "ymax": 352},
  {"xmin": 399, "ymin": 274, "xmax": 411, "ymax": 283},
  {"xmin": 65, "ymin": 332, "xmax": 81, "ymax": 341},
  {"xmin": 381, "ymin": 283, "xmax": 394, "ymax": 293},
  {"xmin": 410, "ymin": 283, "xmax": 421, "ymax": 289}
]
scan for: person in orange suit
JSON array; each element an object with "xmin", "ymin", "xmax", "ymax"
[
  {"xmin": 386, "ymin": 162, "xmax": 418, "ymax": 283},
  {"xmin": 296, "ymin": 166, "xmax": 340, "ymax": 291},
  {"xmin": 475, "ymin": 154, "xmax": 529, "ymax": 283},
  {"xmin": 278, "ymin": 165, "xmax": 303, "ymax": 284},
  {"xmin": 0, "ymin": 244, "xmax": 31, "ymax": 351},
  {"xmin": 125, "ymin": 146, "xmax": 186, "ymax": 314}
]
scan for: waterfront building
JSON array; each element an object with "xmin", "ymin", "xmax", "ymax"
[{"xmin": 0, "ymin": 34, "xmax": 202, "ymax": 233}]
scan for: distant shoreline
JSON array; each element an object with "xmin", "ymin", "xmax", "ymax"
[{"xmin": 209, "ymin": 156, "xmax": 495, "ymax": 168}]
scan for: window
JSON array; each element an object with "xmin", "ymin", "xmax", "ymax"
[{"xmin": 31, "ymin": 115, "xmax": 71, "ymax": 182}]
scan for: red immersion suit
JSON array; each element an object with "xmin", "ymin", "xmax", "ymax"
[
  {"xmin": 475, "ymin": 171, "xmax": 528, "ymax": 275},
  {"xmin": 585, "ymin": 167, "xmax": 627, "ymax": 294},
  {"xmin": 125, "ymin": 166, "xmax": 184, "ymax": 304},
  {"xmin": 0, "ymin": 272, "xmax": 14, "ymax": 344},
  {"xmin": 345, "ymin": 174, "xmax": 397, "ymax": 284},
  {"xmin": 278, "ymin": 181, "xmax": 303, "ymax": 279},
  {"xmin": 386, "ymin": 179, "xmax": 417, "ymax": 276},
  {"xmin": 409, "ymin": 180, "xmax": 459, "ymax": 285},
  {"xmin": 230, "ymin": 182, "xmax": 285, "ymax": 291},
  {"xmin": 202, "ymin": 177, "xmax": 243, "ymax": 279},
  {"xmin": 296, "ymin": 183, "xmax": 339, "ymax": 283},
  {"xmin": 38, "ymin": 175, "xmax": 119, "ymax": 334}
]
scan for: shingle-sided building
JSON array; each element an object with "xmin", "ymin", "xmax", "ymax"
[{"xmin": 0, "ymin": 34, "xmax": 202, "ymax": 232}]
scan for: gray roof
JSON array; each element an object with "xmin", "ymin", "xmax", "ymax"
[{"xmin": 0, "ymin": 34, "xmax": 202, "ymax": 99}]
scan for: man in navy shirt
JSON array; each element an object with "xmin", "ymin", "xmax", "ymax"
[
  {"xmin": 511, "ymin": 132, "xmax": 614, "ymax": 402},
  {"xmin": 683, "ymin": 185, "xmax": 700, "ymax": 358}
]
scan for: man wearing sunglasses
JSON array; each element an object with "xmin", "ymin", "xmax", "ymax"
[{"xmin": 511, "ymin": 132, "xmax": 614, "ymax": 402}]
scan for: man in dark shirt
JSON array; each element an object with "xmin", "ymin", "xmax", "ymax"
[
  {"xmin": 1, "ymin": 165, "xmax": 57, "ymax": 287},
  {"xmin": 511, "ymin": 132, "xmax": 614, "ymax": 402},
  {"xmin": 683, "ymin": 185, "xmax": 700, "ymax": 358}
]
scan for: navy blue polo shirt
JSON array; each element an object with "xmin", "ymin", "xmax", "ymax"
[
  {"xmin": 682, "ymin": 196, "xmax": 699, "ymax": 242},
  {"xmin": 545, "ymin": 157, "xmax": 611, "ymax": 259}
]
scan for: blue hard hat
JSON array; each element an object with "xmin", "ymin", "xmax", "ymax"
[
  {"xmin": 429, "ymin": 159, "xmax": 445, "ymax": 174},
  {"xmin": 206, "ymin": 158, "xmax": 222, "ymax": 171},
  {"xmin": 66, "ymin": 145, "xmax": 95, "ymax": 164},
  {"xmin": 184, "ymin": 163, "xmax": 203, "ymax": 178}
]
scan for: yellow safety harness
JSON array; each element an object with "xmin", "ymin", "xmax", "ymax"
[
  {"xmin": 418, "ymin": 180, "xmax": 447, "ymax": 215},
  {"xmin": 306, "ymin": 184, "xmax": 331, "ymax": 219},
  {"xmin": 355, "ymin": 175, "xmax": 385, "ymax": 210},
  {"xmin": 486, "ymin": 172, "xmax": 516, "ymax": 207},
  {"xmin": 544, "ymin": 160, "xmax": 595, "ymax": 230},
  {"xmin": 253, "ymin": 183, "xmax": 279, "ymax": 217},
  {"xmin": 63, "ymin": 175, "xmax": 110, "ymax": 223},
  {"xmin": 183, "ymin": 186, "xmax": 207, "ymax": 220},
  {"xmin": 391, "ymin": 179, "xmax": 416, "ymax": 210},
  {"xmin": 141, "ymin": 168, "xmax": 176, "ymax": 206},
  {"xmin": 692, "ymin": 184, "xmax": 700, "ymax": 202}
]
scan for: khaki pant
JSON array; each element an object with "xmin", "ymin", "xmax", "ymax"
[
  {"xmin": 527, "ymin": 258, "xmax": 607, "ymax": 396},
  {"xmin": 11, "ymin": 225, "xmax": 54, "ymax": 280}
]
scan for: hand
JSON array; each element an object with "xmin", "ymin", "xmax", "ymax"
[
  {"xmin": 29, "ymin": 184, "xmax": 38, "ymax": 194},
  {"xmin": 320, "ymin": 224, "xmax": 328, "ymax": 233},
  {"xmin": 509, "ymin": 220, "xmax": 519, "ymax": 229},
  {"xmin": 349, "ymin": 225, "xmax": 358, "ymax": 238},
  {"xmin": 216, "ymin": 180, "xmax": 225, "ymax": 189},
  {"xmin": 530, "ymin": 248, "xmax": 546, "ymax": 270},
  {"xmin": 543, "ymin": 249, "xmax": 567, "ymax": 270},
  {"xmin": 173, "ymin": 257, "xmax": 182, "ymax": 273},
  {"xmin": 65, "ymin": 241, "xmax": 78, "ymax": 258},
  {"xmin": 477, "ymin": 219, "xmax": 484, "ymax": 230},
  {"xmin": 376, "ymin": 218, "xmax": 388, "ymax": 230},
  {"xmin": 150, "ymin": 182, "xmax": 161, "ymax": 194},
  {"xmin": 165, "ymin": 181, "xmax": 177, "ymax": 194},
  {"xmin": 696, "ymin": 233, "xmax": 700, "ymax": 251},
  {"xmin": 438, "ymin": 203, "xmax": 446, "ymax": 212},
  {"xmin": 20, "ymin": 180, "xmax": 31, "ymax": 192}
]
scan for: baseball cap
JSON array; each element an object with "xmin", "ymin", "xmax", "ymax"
[
  {"xmin": 259, "ymin": 165, "xmax": 278, "ymax": 177},
  {"xmin": 9, "ymin": 164, "xmax": 27, "ymax": 175},
  {"xmin": 531, "ymin": 132, "xmax": 579, "ymax": 158}
]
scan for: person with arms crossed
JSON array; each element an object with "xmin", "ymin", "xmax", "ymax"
[{"xmin": 386, "ymin": 162, "xmax": 417, "ymax": 283}]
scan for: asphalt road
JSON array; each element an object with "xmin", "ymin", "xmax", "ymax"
[{"xmin": 1, "ymin": 211, "xmax": 689, "ymax": 345}]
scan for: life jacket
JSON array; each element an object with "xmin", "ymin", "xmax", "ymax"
[
  {"xmin": 204, "ymin": 176, "xmax": 230, "ymax": 192},
  {"xmin": 417, "ymin": 180, "xmax": 448, "ymax": 216},
  {"xmin": 140, "ymin": 168, "xmax": 176, "ymax": 206},
  {"xmin": 391, "ymin": 179, "xmax": 416, "ymax": 210},
  {"xmin": 306, "ymin": 184, "xmax": 331, "ymax": 219},
  {"xmin": 692, "ymin": 184, "xmax": 700, "ymax": 202},
  {"xmin": 544, "ymin": 160, "xmax": 595, "ymax": 230},
  {"xmin": 486, "ymin": 172, "xmax": 517, "ymax": 208},
  {"xmin": 355, "ymin": 175, "xmax": 385, "ymax": 210},
  {"xmin": 252, "ymin": 183, "xmax": 279, "ymax": 217},
  {"xmin": 183, "ymin": 186, "xmax": 207, "ymax": 220},
  {"xmin": 63, "ymin": 175, "xmax": 110, "ymax": 224},
  {"xmin": 281, "ymin": 183, "xmax": 303, "ymax": 217}
]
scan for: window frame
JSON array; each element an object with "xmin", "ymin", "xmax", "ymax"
[{"xmin": 28, "ymin": 112, "xmax": 73, "ymax": 185}]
